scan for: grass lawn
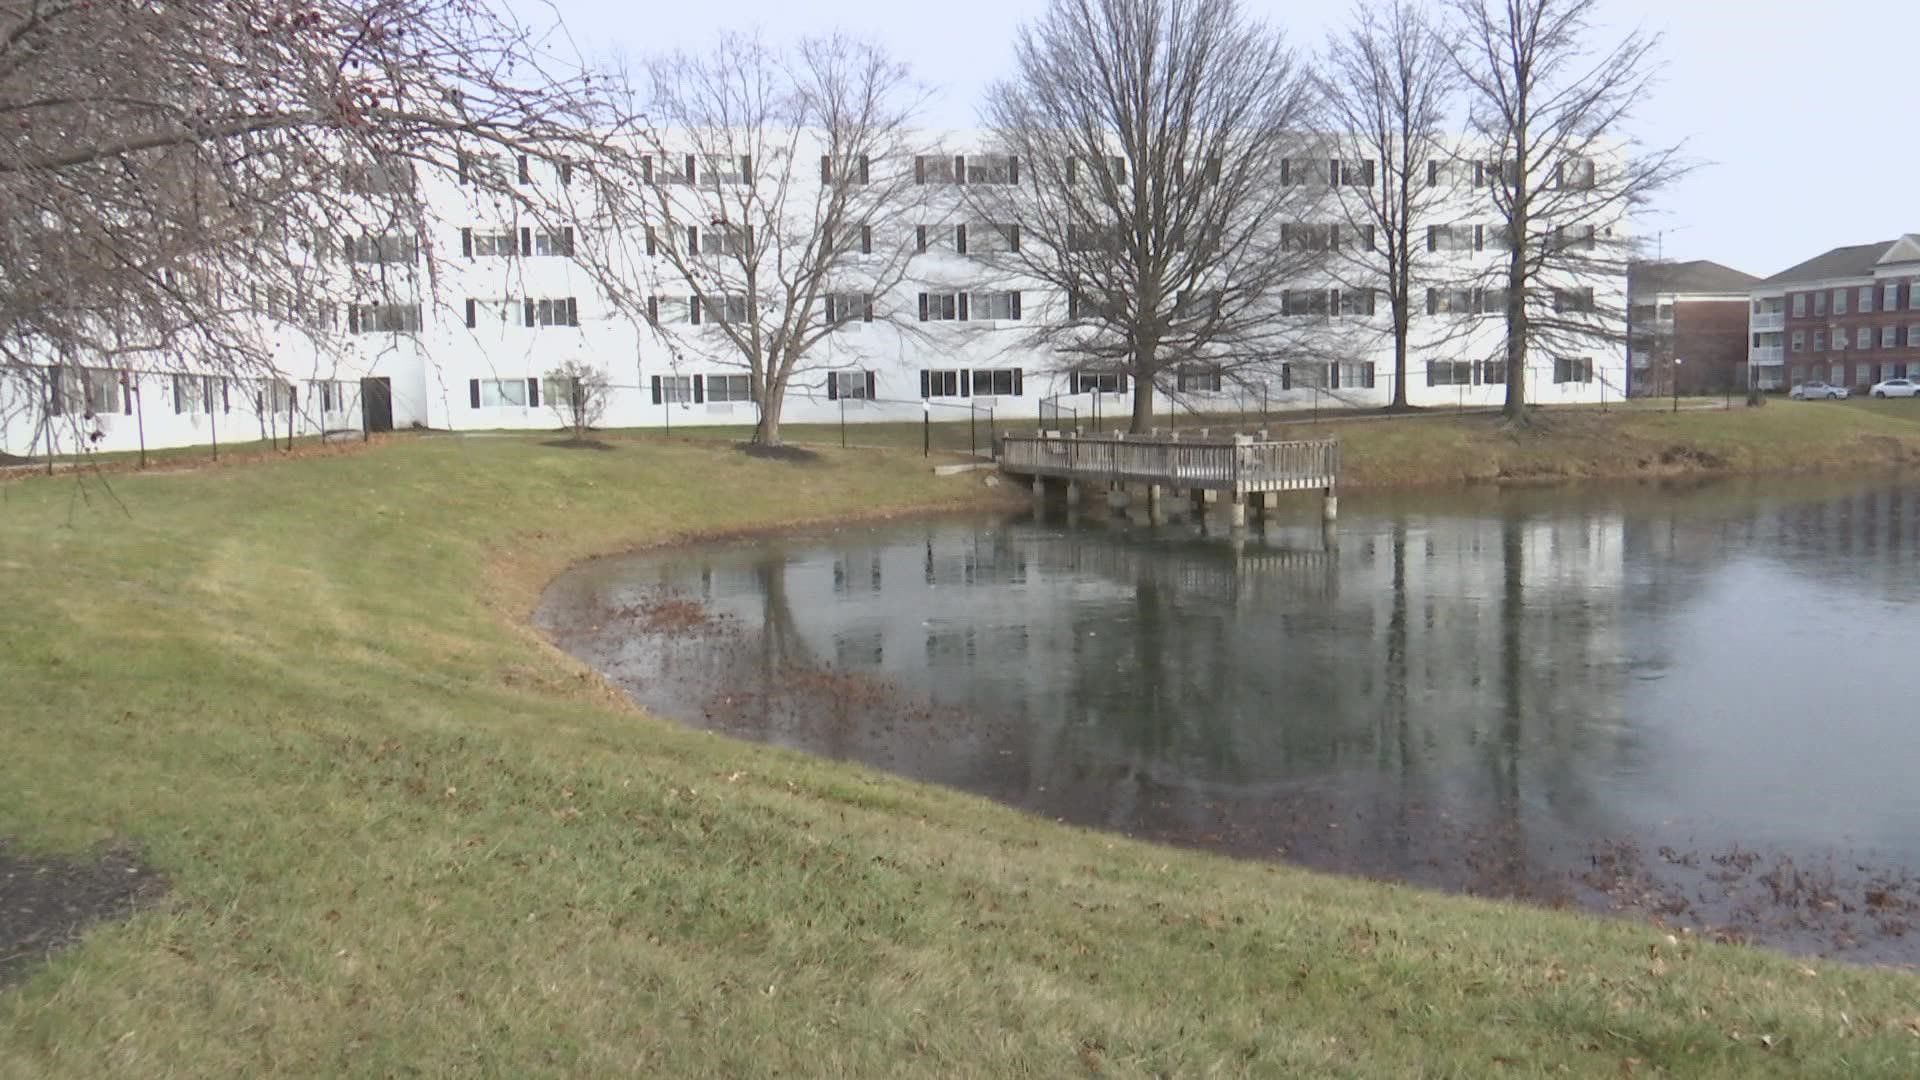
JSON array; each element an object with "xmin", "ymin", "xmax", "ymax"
[{"xmin": 3, "ymin": 431, "xmax": 1919, "ymax": 1077}]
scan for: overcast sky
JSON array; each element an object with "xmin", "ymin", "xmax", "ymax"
[{"xmin": 540, "ymin": 0, "xmax": 1918, "ymax": 278}]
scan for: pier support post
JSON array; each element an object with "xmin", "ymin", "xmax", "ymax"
[
  {"xmin": 1322, "ymin": 486, "xmax": 1339, "ymax": 524},
  {"xmin": 1229, "ymin": 490, "xmax": 1247, "ymax": 529},
  {"xmin": 1066, "ymin": 480, "xmax": 1082, "ymax": 506},
  {"xmin": 1032, "ymin": 475, "xmax": 1046, "ymax": 501},
  {"xmin": 1108, "ymin": 482, "xmax": 1131, "ymax": 511}
]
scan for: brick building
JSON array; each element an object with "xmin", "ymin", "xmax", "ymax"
[
  {"xmin": 1748, "ymin": 235, "xmax": 1920, "ymax": 393},
  {"xmin": 1628, "ymin": 260, "xmax": 1760, "ymax": 397}
]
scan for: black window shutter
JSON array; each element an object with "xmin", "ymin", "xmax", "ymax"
[
  {"xmin": 568, "ymin": 297, "xmax": 579, "ymax": 327},
  {"xmin": 457, "ymin": 154, "xmax": 469, "ymax": 185},
  {"xmin": 517, "ymin": 155, "xmax": 530, "ymax": 183},
  {"xmin": 1365, "ymin": 362, "xmax": 1377, "ymax": 389},
  {"xmin": 1013, "ymin": 370, "xmax": 1024, "ymax": 396},
  {"xmin": 465, "ymin": 299, "xmax": 476, "ymax": 328},
  {"xmin": 642, "ymin": 155, "xmax": 653, "ymax": 184},
  {"xmin": 745, "ymin": 225, "xmax": 755, "ymax": 254},
  {"xmin": 1428, "ymin": 159, "xmax": 1439, "ymax": 185},
  {"xmin": 1330, "ymin": 364, "xmax": 1341, "ymax": 390},
  {"xmin": 687, "ymin": 225, "xmax": 699, "ymax": 252},
  {"xmin": 956, "ymin": 224, "xmax": 967, "ymax": 255},
  {"xmin": 861, "ymin": 225, "xmax": 871, "ymax": 254},
  {"xmin": 953, "ymin": 155, "xmax": 966, "ymax": 183},
  {"xmin": 914, "ymin": 156, "xmax": 925, "ymax": 184},
  {"xmin": 689, "ymin": 295, "xmax": 701, "ymax": 325},
  {"xmin": 1068, "ymin": 371, "xmax": 1080, "ymax": 395},
  {"xmin": 1008, "ymin": 156, "xmax": 1020, "ymax": 184},
  {"xmin": 827, "ymin": 373, "xmax": 838, "ymax": 400},
  {"xmin": 692, "ymin": 374, "xmax": 704, "ymax": 403},
  {"xmin": 1010, "ymin": 291, "xmax": 1022, "ymax": 320},
  {"xmin": 1009, "ymin": 225, "xmax": 1020, "ymax": 253},
  {"xmin": 646, "ymin": 227, "xmax": 657, "ymax": 256},
  {"xmin": 469, "ymin": 379, "xmax": 480, "ymax": 408},
  {"xmin": 563, "ymin": 227, "xmax": 575, "ymax": 256},
  {"xmin": 1280, "ymin": 159, "xmax": 1290, "ymax": 185},
  {"xmin": 958, "ymin": 293, "xmax": 970, "ymax": 321},
  {"xmin": 915, "ymin": 226, "xmax": 927, "ymax": 253},
  {"xmin": 684, "ymin": 154, "xmax": 696, "ymax": 183},
  {"xmin": 461, "ymin": 228, "xmax": 472, "ymax": 257},
  {"xmin": 1067, "ymin": 157, "xmax": 1079, "ymax": 184},
  {"xmin": 959, "ymin": 370, "xmax": 970, "ymax": 396},
  {"xmin": 520, "ymin": 227, "xmax": 531, "ymax": 256},
  {"xmin": 919, "ymin": 370, "xmax": 930, "ymax": 398},
  {"xmin": 1283, "ymin": 364, "xmax": 1294, "ymax": 391},
  {"xmin": 647, "ymin": 296, "xmax": 659, "ymax": 323},
  {"xmin": 865, "ymin": 371, "xmax": 876, "ymax": 398},
  {"xmin": 1475, "ymin": 225, "xmax": 1485, "ymax": 251},
  {"xmin": 862, "ymin": 294, "xmax": 873, "ymax": 322},
  {"xmin": 820, "ymin": 155, "xmax": 832, "ymax": 183},
  {"xmin": 528, "ymin": 377, "xmax": 540, "ymax": 406},
  {"xmin": 740, "ymin": 155, "xmax": 751, "ymax": 180},
  {"xmin": 650, "ymin": 376, "xmax": 662, "ymax": 404},
  {"xmin": 858, "ymin": 156, "xmax": 869, "ymax": 184},
  {"xmin": 1118, "ymin": 373, "xmax": 1130, "ymax": 394},
  {"xmin": 918, "ymin": 293, "xmax": 929, "ymax": 322},
  {"xmin": 348, "ymin": 305, "xmax": 361, "ymax": 334}
]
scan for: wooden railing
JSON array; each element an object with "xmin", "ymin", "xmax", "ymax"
[{"xmin": 999, "ymin": 432, "xmax": 1339, "ymax": 493}]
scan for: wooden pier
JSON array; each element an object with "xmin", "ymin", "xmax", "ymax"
[{"xmin": 999, "ymin": 431, "xmax": 1341, "ymax": 527}]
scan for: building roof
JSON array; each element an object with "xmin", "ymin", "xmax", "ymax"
[
  {"xmin": 1761, "ymin": 239, "xmax": 1912, "ymax": 285},
  {"xmin": 1628, "ymin": 259, "xmax": 1761, "ymax": 299}
]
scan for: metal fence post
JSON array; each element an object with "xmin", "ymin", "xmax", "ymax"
[
  {"xmin": 132, "ymin": 373, "xmax": 147, "ymax": 469},
  {"xmin": 922, "ymin": 399, "xmax": 930, "ymax": 458},
  {"xmin": 840, "ymin": 393, "xmax": 847, "ymax": 448},
  {"xmin": 970, "ymin": 404, "xmax": 977, "ymax": 457},
  {"xmin": 209, "ymin": 382, "xmax": 219, "ymax": 462}
]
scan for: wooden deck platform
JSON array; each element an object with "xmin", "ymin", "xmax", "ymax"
[{"xmin": 998, "ymin": 432, "xmax": 1340, "ymax": 495}]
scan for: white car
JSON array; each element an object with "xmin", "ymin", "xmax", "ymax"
[
  {"xmin": 1791, "ymin": 381, "xmax": 1851, "ymax": 400},
  {"xmin": 1870, "ymin": 378, "xmax": 1920, "ymax": 399}
]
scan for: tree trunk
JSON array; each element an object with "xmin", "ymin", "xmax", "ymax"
[
  {"xmin": 1129, "ymin": 377, "xmax": 1156, "ymax": 434},
  {"xmin": 1504, "ymin": 231, "xmax": 1529, "ymax": 420},
  {"xmin": 1391, "ymin": 303, "xmax": 1411, "ymax": 410},
  {"xmin": 753, "ymin": 374, "xmax": 786, "ymax": 446}
]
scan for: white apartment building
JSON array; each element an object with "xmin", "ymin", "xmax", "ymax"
[{"xmin": 0, "ymin": 131, "xmax": 1629, "ymax": 459}]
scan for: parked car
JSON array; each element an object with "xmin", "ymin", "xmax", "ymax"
[
  {"xmin": 1870, "ymin": 378, "xmax": 1920, "ymax": 399},
  {"xmin": 1791, "ymin": 381, "xmax": 1851, "ymax": 400}
]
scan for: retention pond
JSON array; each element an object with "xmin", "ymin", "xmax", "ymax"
[{"xmin": 540, "ymin": 475, "xmax": 1920, "ymax": 964}]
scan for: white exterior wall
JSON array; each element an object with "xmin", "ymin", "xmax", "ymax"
[{"xmin": 2, "ymin": 129, "xmax": 1628, "ymax": 459}]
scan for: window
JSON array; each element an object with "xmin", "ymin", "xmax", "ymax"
[
  {"xmin": 1791, "ymin": 330, "xmax": 1805, "ymax": 353},
  {"xmin": 642, "ymin": 153, "xmax": 696, "ymax": 184},
  {"xmin": 1553, "ymin": 356, "xmax": 1594, "ymax": 384},
  {"xmin": 458, "ymin": 152, "xmax": 508, "ymax": 186},
  {"xmin": 1175, "ymin": 366, "xmax": 1222, "ymax": 393},
  {"xmin": 1857, "ymin": 363, "xmax": 1872, "ymax": 385},
  {"xmin": 313, "ymin": 380, "xmax": 351, "ymax": 413},
  {"xmin": 1858, "ymin": 327, "xmax": 1873, "ymax": 350},
  {"xmin": 1073, "ymin": 370, "xmax": 1126, "ymax": 393},
  {"xmin": 1860, "ymin": 286, "xmax": 1875, "ymax": 313},
  {"xmin": 834, "ymin": 224, "xmax": 873, "ymax": 256},
  {"xmin": 1067, "ymin": 155, "xmax": 1126, "ymax": 185},
  {"xmin": 697, "ymin": 225, "xmax": 750, "ymax": 257},
  {"xmin": 1478, "ymin": 358, "xmax": 1507, "ymax": 385},
  {"xmin": 1425, "ymin": 288, "xmax": 1476, "ymax": 316},
  {"xmin": 1814, "ymin": 330, "xmax": 1827, "ymax": 351},
  {"xmin": 1911, "ymin": 282, "xmax": 1920, "ymax": 310},
  {"xmin": 1557, "ymin": 158, "xmax": 1597, "ymax": 189},
  {"xmin": 1176, "ymin": 290, "xmax": 1223, "ymax": 320},
  {"xmin": 1427, "ymin": 360, "xmax": 1473, "ymax": 386},
  {"xmin": 1286, "ymin": 289, "xmax": 1332, "ymax": 317},
  {"xmin": 349, "ymin": 303, "xmax": 423, "ymax": 333},
  {"xmin": 654, "ymin": 375, "xmax": 693, "ymax": 404},
  {"xmin": 823, "ymin": 293, "xmax": 874, "ymax": 326},
  {"xmin": 49, "ymin": 367, "xmax": 123, "ymax": 417},
  {"xmin": 1815, "ymin": 291, "xmax": 1828, "ymax": 316},
  {"xmin": 466, "ymin": 297, "xmax": 521, "ymax": 326},
  {"xmin": 1553, "ymin": 287, "xmax": 1595, "ymax": 314},
  {"xmin": 1480, "ymin": 287, "xmax": 1509, "ymax": 315},
  {"xmin": 347, "ymin": 154, "xmax": 415, "ymax": 195},
  {"xmin": 965, "ymin": 154, "xmax": 1018, "ymax": 185},
  {"xmin": 970, "ymin": 222, "xmax": 1021, "ymax": 254},
  {"xmin": 259, "ymin": 380, "xmax": 296, "ymax": 414},
  {"xmin": 918, "ymin": 292, "xmax": 962, "ymax": 321},
  {"xmin": 1887, "ymin": 283, "xmax": 1901, "ymax": 311},
  {"xmin": 1790, "ymin": 365, "xmax": 1807, "ymax": 386},
  {"xmin": 922, "ymin": 369, "xmax": 963, "ymax": 397},
  {"xmin": 1426, "ymin": 224, "xmax": 1479, "ymax": 252},
  {"xmin": 1884, "ymin": 326, "xmax": 1899, "ymax": 349},
  {"xmin": 1832, "ymin": 363, "xmax": 1845, "ymax": 384},
  {"xmin": 1175, "ymin": 157, "xmax": 1222, "ymax": 186},
  {"xmin": 831, "ymin": 370, "xmax": 873, "ymax": 400},
  {"xmin": 1066, "ymin": 223, "xmax": 1117, "ymax": 253},
  {"xmin": 1336, "ymin": 159, "xmax": 1375, "ymax": 186},
  {"xmin": 346, "ymin": 233, "xmax": 417, "ymax": 264},
  {"xmin": 1792, "ymin": 293, "xmax": 1807, "ymax": 317},
  {"xmin": 1834, "ymin": 328, "xmax": 1847, "ymax": 351},
  {"xmin": 1281, "ymin": 159, "xmax": 1332, "ymax": 186},
  {"xmin": 1337, "ymin": 362, "xmax": 1377, "ymax": 389},
  {"xmin": 476, "ymin": 379, "xmax": 529, "ymax": 407},
  {"xmin": 1834, "ymin": 289, "xmax": 1848, "ymax": 315},
  {"xmin": 1473, "ymin": 159, "xmax": 1517, "ymax": 187},
  {"xmin": 532, "ymin": 228, "xmax": 575, "ymax": 257},
  {"xmin": 706, "ymin": 374, "xmax": 753, "ymax": 403},
  {"xmin": 1336, "ymin": 288, "xmax": 1377, "ymax": 317},
  {"xmin": 1910, "ymin": 325, "xmax": 1920, "ymax": 346},
  {"xmin": 531, "ymin": 297, "xmax": 579, "ymax": 327},
  {"xmin": 703, "ymin": 155, "xmax": 750, "ymax": 185},
  {"xmin": 971, "ymin": 291, "xmax": 1023, "ymax": 321},
  {"xmin": 698, "ymin": 294, "xmax": 750, "ymax": 324},
  {"xmin": 820, "ymin": 155, "xmax": 872, "ymax": 185},
  {"xmin": 915, "ymin": 155, "xmax": 960, "ymax": 184},
  {"xmin": 467, "ymin": 229, "xmax": 517, "ymax": 257},
  {"xmin": 971, "ymin": 368, "xmax": 1022, "ymax": 396}
]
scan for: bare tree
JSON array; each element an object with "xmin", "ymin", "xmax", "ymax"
[
  {"xmin": 1315, "ymin": 0, "xmax": 1456, "ymax": 411},
  {"xmin": 544, "ymin": 358, "xmax": 611, "ymax": 440},
  {"xmin": 1444, "ymin": 0, "xmax": 1687, "ymax": 419},
  {"xmin": 972, "ymin": 0, "xmax": 1320, "ymax": 433},
  {"xmin": 0, "ymin": 0, "xmax": 646, "ymax": 455},
  {"xmin": 637, "ymin": 32, "xmax": 928, "ymax": 447}
]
